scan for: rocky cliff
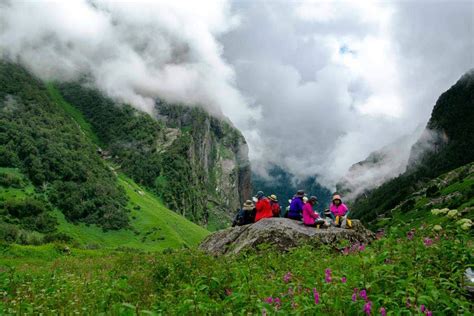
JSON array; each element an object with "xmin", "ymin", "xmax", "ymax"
[{"xmin": 156, "ymin": 103, "xmax": 252, "ymax": 228}]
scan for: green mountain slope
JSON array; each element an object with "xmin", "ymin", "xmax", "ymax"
[
  {"xmin": 352, "ymin": 71, "xmax": 474, "ymax": 223},
  {"xmin": 0, "ymin": 62, "xmax": 208, "ymax": 249},
  {"xmin": 53, "ymin": 174, "xmax": 208, "ymax": 250},
  {"xmin": 55, "ymin": 82, "xmax": 251, "ymax": 229}
]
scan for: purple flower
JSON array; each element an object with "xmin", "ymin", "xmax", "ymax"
[
  {"xmin": 283, "ymin": 272, "xmax": 292, "ymax": 283},
  {"xmin": 313, "ymin": 288, "xmax": 320, "ymax": 304},
  {"xmin": 380, "ymin": 307, "xmax": 386, "ymax": 316},
  {"xmin": 420, "ymin": 305, "xmax": 426, "ymax": 313},
  {"xmin": 341, "ymin": 276, "xmax": 347, "ymax": 283},
  {"xmin": 423, "ymin": 238, "xmax": 433, "ymax": 247},
  {"xmin": 274, "ymin": 297, "xmax": 281, "ymax": 305},
  {"xmin": 359, "ymin": 244, "xmax": 366, "ymax": 251},
  {"xmin": 359, "ymin": 289, "xmax": 367, "ymax": 301},
  {"xmin": 426, "ymin": 311, "xmax": 432, "ymax": 316},
  {"xmin": 352, "ymin": 293, "xmax": 357, "ymax": 302},
  {"xmin": 325, "ymin": 268, "xmax": 332, "ymax": 283},
  {"xmin": 264, "ymin": 297, "xmax": 273, "ymax": 304},
  {"xmin": 363, "ymin": 301, "xmax": 372, "ymax": 315}
]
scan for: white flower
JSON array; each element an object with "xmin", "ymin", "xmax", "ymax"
[
  {"xmin": 447, "ymin": 209, "xmax": 459, "ymax": 218},
  {"xmin": 433, "ymin": 225, "xmax": 442, "ymax": 231}
]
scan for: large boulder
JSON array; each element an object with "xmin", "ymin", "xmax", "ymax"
[{"xmin": 199, "ymin": 218, "xmax": 375, "ymax": 256}]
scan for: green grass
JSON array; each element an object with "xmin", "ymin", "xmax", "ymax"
[
  {"xmin": 0, "ymin": 168, "xmax": 35, "ymax": 200},
  {"xmin": 46, "ymin": 83, "xmax": 101, "ymax": 146},
  {"xmin": 53, "ymin": 174, "xmax": 209, "ymax": 250}
]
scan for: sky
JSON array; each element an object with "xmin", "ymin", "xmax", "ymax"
[{"xmin": 1, "ymin": 0, "xmax": 473, "ymax": 190}]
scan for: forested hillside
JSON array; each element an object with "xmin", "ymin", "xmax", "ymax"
[
  {"xmin": 56, "ymin": 83, "xmax": 251, "ymax": 229},
  {"xmin": 352, "ymin": 71, "xmax": 474, "ymax": 223},
  {"xmin": 0, "ymin": 62, "xmax": 128, "ymax": 231},
  {"xmin": 0, "ymin": 62, "xmax": 208, "ymax": 248}
]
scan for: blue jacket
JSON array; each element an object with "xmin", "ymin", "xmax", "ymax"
[{"xmin": 288, "ymin": 196, "xmax": 304, "ymax": 218}]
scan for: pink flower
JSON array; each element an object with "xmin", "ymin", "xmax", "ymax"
[
  {"xmin": 264, "ymin": 297, "xmax": 274, "ymax": 304},
  {"xmin": 352, "ymin": 293, "xmax": 357, "ymax": 302},
  {"xmin": 274, "ymin": 297, "xmax": 281, "ymax": 305},
  {"xmin": 363, "ymin": 301, "xmax": 372, "ymax": 315},
  {"xmin": 423, "ymin": 238, "xmax": 433, "ymax": 247},
  {"xmin": 341, "ymin": 276, "xmax": 347, "ymax": 283},
  {"xmin": 313, "ymin": 288, "xmax": 320, "ymax": 304},
  {"xmin": 359, "ymin": 289, "xmax": 367, "ymax": 301},
  {"xmin": 406, "ymin": 298, "xmax": 411, "ymax": 308},
  {"xmin": 283, "ymin": 272, "xmax": 292, "ymax": 283},
  {"xmin": 359, "ymin": 244, "xmax": 366, "ymax": 251},
  {"xmin": 407, "ymin": 230, "xmax": 415, "ymax": 240},
  {"xmin": 380, "ymin": 307, "xmax": 386, "ymax": 316},
  {"xmin": 343, "ymin": 247, "xmax": 350, "ymax": 255},
  {"xmin": 426, "ymin": 311, "xmax": 432, "ymax": 316},
  {"xmin": 325, "ymin": 268, "xmax": 332, "ymax": 283},
  {"xmin": 225, "ymin": 288, "xmax": 232, "ymax": 296}
]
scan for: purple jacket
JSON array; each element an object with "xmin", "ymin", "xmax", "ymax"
[{"xmin": 289, "ymin": 196, "xmax": 304, "ymax": 218}]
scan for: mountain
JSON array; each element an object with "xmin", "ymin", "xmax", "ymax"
[
  {"xmin": 352, "ymin": 70, "xmax": 474, "ymax": 224},
  {"xmin": 0, "ymin": 61, "xmax": 242, "ymax": 248},
  {"xmin": 252, "ymin": 165, "xmax": 332, "ymax": 213},
  {"xmin": 337, "ymin": 129, "xmax": 422, "ymax": 200},
  {"xmin": 55, "ymin": 82, "xmax": 251, "ymax": 230}
]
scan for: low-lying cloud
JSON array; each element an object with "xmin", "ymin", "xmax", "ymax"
[{"xmin": 1, "ymin": 0, "xmax": 472, "ymax": 193}]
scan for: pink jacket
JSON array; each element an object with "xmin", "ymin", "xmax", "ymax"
[
  {"xmin": 302, "ymin": 203, "xmax": 319, "ymax": 225},
  {"xmin": 330, "ymin": 203, "xmax": 349, "ymax": 217}
]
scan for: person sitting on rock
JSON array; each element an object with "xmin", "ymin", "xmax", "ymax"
[
  {"xmin": 232, "ymin": 200, "xmax": 256, "ymax": 226},
  {"xmin": 269, "ymin": 194, "xmax": 281, "ymax": 217},
  {"xmin": 255, "ymin": 191, "xmax": 273, "ymax": 222},
  {"xmin": 288, "ymin": 190, "xmax": 305, "ymax": 220},
  {"xmin": 330, "ymin": 194, "xmax": 352, "ymax": 228},
  {"xmin": 302, "ymin": 196, "xmax": 327, "ymax": 228}
]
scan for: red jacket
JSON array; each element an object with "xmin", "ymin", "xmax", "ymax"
[
  {"xmin": 270, "ymin": 201, "xmax": 281, "ymax": 217},
  {"xmin": 255, "ymin": 198, "xmax": 273, "ymax": 222}
]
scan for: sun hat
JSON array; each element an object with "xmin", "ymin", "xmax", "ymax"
[
  {"xmin": 243, "ymin": 200, "xmax": 255, "ymax": 211},
  {"xmin": 332, "ymin": 194, "xmax": 342, "ymax": 202},
  {"xmin": 269, "ymin": 194, "xmax": 278, "ymax": 202}
]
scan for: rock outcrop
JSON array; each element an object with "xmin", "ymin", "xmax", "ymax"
[{"xmin": 200, "ymin": 218, "xmax": 374, "ymax": 256}]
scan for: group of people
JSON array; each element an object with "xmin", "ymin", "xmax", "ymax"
[{"xmin": 232, "ymin": 190, "xmax": 352, "ymax": 229}]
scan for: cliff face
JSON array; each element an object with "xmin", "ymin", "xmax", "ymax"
[{"xmin": 156, "ymin": 103, "xmax": 252, "ymax": 228}]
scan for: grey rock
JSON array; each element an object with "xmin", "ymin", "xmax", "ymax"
[{"xmin": 199, "ymin": 218, "xmax": 374, "ymax": 256}]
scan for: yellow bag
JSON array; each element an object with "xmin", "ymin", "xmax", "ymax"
[{"xmin": 346, "ymin": 218, "xmax": 352, "ymax": 228}]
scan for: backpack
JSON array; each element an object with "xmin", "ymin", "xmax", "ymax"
[{"xmin": 232, "ymin": 209, "xmax": 246, "ymax": 227}]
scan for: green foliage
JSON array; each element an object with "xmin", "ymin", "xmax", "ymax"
[
  {"xmin": 0, "ymin": 62, "xmax": 129, "ymax": 230},
  {"xmin": 0, "ymin": 219, "xmax": 471, "ymax": 314}
]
